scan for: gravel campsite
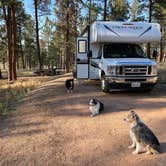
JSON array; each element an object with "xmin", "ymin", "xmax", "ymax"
[{"xmin": 0, "ymin": 74, "xmax": 165, "ymax": 166}]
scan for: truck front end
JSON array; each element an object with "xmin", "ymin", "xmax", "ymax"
[{"xmin": 99, "ymin": 43, "xmax": 158, "ymax": 92}]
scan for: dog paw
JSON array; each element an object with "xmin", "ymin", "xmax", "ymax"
[
  {"xmin": 128, "ymin": 145, "xmax": 135, "ymax": 149},
  {"xmin": 132, "ymin": 151, "xmax": 138, "ymax": 155},
  {"xmin": 145, "ymin": 151, "xmax": 152, "ymax": 155}
]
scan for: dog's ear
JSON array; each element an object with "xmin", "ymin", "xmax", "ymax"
[
  {"xmin": 130, "ymin": 110, "xmax": 139, "ymax": 119},
  {"xmin": 130, "ymin": 110, "xmax": 136, "ymax": 118},
  {"xmin": 130, "ymin": 110, "xmax": 135, "ymax": 114},
  {"xmin": 93, "ymin": 99, "xmax": 97, "ymax": 103}
]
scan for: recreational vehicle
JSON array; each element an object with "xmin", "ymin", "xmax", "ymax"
[{"xmin": 76, "ymin": 21, "xmax": 161, "ymax": 92}]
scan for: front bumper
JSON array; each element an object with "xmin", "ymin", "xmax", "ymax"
[{"xmin": 105, "ymin": 75, "xmax": 158, "ymax": 90}]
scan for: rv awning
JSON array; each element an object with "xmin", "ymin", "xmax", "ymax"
[{"xmin": 90, "ymin": 21, "xmax": 161, "ymax": 44}]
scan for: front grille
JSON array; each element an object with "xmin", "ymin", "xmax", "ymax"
[{"xmin": 120, "ymin": 66, "xmax": 148, "ymax": 76}]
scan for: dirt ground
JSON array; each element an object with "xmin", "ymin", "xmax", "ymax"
[{"xmin": 0, "ymin": 74, "xmax": 166, "ymax": 166}]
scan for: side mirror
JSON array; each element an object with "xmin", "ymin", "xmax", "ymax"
[{"xmin": 87, "ymin": 50, "xmax": 92, "ymax": 58}]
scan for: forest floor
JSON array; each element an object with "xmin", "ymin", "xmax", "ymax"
[{"xmin": 0, "ymin": 74, "xmax": 166, "ymax": 166}]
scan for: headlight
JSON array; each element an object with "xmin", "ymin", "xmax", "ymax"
[
  {"xmin": 107, "ymin": 66, "xmax": 116, "ymax": 75},
  {"xmin": 151, "ymin": 65, "xmax": 157, "ymax": 75}
]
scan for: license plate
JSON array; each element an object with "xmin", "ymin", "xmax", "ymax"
[{"xmin": 131, "ymin": 82, "xmax": 141, "ymax": 88}]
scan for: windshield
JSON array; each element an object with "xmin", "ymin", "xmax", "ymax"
[{"xmin": 103, "ymin": 44, "xmax": 147, "ymax": 58}]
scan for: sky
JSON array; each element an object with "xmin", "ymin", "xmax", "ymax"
[
  {"xmin": 23, "ymin": 0, "xmax": 55, "ymax": 27},
  {"xmin": 23, "ymin": 0, "xmax": 34, "ymax": 15}
]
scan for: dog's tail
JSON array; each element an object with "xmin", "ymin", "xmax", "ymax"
[{"xmin": 148, "ymin": 145, "xmax": 160, "ymax": 154}]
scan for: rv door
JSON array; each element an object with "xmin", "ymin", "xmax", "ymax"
[{"xmin": 76, "ymin": 37, "xmax": 89, "ymax": 79}]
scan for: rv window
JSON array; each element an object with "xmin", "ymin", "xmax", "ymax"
[
  {"xmin": 103, "ymin": 44, "xmax": 147, "ymax": 58},
  {"xmin": 78, "ymin": 40, "xmax": 87, "ymax": 53}
]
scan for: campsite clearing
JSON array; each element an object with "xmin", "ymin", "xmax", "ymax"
[{"xmin": 0, "ymin": 74, "xmax": 165, "ymax": 166}]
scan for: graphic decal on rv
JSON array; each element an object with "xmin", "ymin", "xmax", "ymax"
[
  {"xmin": 139, "ymin": 26, "xmax": 152, "ymax": 37},
  {"xmin": 104, "ymin": 25, "xmax": 120, "ymax": 37}
]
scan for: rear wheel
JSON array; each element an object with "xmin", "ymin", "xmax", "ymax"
[{"xmin": 101, "ymin": 75, "xmax": 109, "ymax": 93}]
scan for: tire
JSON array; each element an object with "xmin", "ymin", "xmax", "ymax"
[{"xmin": 101, "ymin": 75, "xmax": 109, "ymax": 93}]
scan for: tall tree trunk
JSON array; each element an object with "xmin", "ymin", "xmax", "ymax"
[
  {"xmin": 29, "ymin": 54, "xmax": 32, "ymax": 69},
  {"xmin": 17, "ymin": 53, "xmax": 19, "ymax": 69},
  {"xmin": 3, "ymin": 58, "xmax": 6, "ymax": 70},
  {"xmin": 160, "ymin": 35, "xmax": 163, "ymax": 62},
  {"xmin": 18, "ymin": 28, "xmax": 25, "ymax": 69},
  {"xmin": 34, "ymin": 0, "xmax": 42, "ymax": 71},
  {"xmin": 7, "ymin": 6, "xmax": 13, "ymax": 81},
  {"xmin": 103, "ymin": 0, "xmax": 107, "ymax": 21},
  {"xmin": 11, "ymin": 4, "xmax": 17, "ymax": 80},
  {"xmin": 20, "ymin": 43, "xmax": 25, "ymax": 69},
  {"xmin": 147, "ymin": 0, "xmax": 152, "ymax": 58},
  {"xmin": 65, "ymin": 0, "xmax": 70, "ymax": 73},
  {"xmin": 89, "ymin": 0, "xmax": 92, "ymax": 25},
  {"xmin": 0, "ymin": 69, "xmax": 2, "ymax": 79},
  {"xmin": 3, "ymin": 5, "xmax": 12, "ymax": 80}
]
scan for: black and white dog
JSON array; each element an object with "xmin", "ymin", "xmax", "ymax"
[
  {"xmin": 89, "ymin": 99, "xmax": 104, "ymax": 117},
  {"xmin": 65, "ymin": 78, "xmax": 74, "ymax": 92}
]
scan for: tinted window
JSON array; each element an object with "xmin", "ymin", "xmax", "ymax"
[{"xmin": 103, "ymin": 44, "xmax": 147, "ymax": 58}]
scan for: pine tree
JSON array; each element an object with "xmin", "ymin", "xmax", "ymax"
[
  {"xmin": 138, "ymin": 0, "xmax": 166, "ymax": 60},
  {"xmin": 33, "ymin": 0, "xmax": 51, "ymax": 73},
  {"xmin": 55, "ymin": 0, "xmax": 83, "ymax": 72},
  {"xmin": 109, "ymin": 0, "xmax": 130, "ymax": 21},
  {"xmin": 103, "ymin": 0, "xmax": 108, "ymax": 21},
  {"xmin": 153, "ymin": 1, "xmax": 166, "ymax": 62},
  {"xmin": 24, "ymin": 15, "xmax": 36, "ymax": 69},
  {"xmin": 1, "ymin": 0, "xmax": 19, "ymax": 81},
  {"xmin": 130, "ymin": 0, "xmax": 140, "ymax": 21}
]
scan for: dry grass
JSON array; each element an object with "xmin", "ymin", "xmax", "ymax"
[
  {"xmin": 1, "ymin": 70, "xmax": 35, "ymax": 78},
  {"xmin": 158, "ymin": 62, "xmax": 166, "ymax": 83},
  {"xmin": 0, "ymin": 77, "xmax": 48, "ymax": 117}
]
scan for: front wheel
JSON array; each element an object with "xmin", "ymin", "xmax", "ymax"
[{"xmin": 101, "ymin": 76, "xmax": 109, "ymax": 93}]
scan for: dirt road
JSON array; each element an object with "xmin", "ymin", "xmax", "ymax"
[{"xmin": 0, "ymin": 74, "xmax": 166, "ymax": 166}]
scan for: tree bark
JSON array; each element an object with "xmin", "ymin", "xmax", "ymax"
[
  {"xmin": 147, "ymin": 0, "xmax": 152, "ymax": 58},
  {"xmin": 34, "ymin": 0, "xmax": 42, "ymax": 72},
  {"xmin": 7, "ymin": 6, "xmax": 13, "ymax": 81},
  {"xmin": 2, "ymin": 3, "xmax": 17, "ymax": 81},
  {"xmin": 65, "ymin": 0, "xmax": 70, "ymax": 73},
  {"xmin": 103, "ymin": 0, "xmax": 107, "ymax": 21},
  {"xmin": 18, "ymin": 27, "xmax": 25, "ymax": 69},
  {"xmin": 0, "ymin": 69, "xmax": 2, "ymax": 79},
  {"xmin": 2, "ymin": 5, "xmax": 12, "ymax": 80},
  {"xmin": 29, "ymin": 54, "xmax": 32, "ymax": 69},
  {"xmin": 20, "ymin": 43, "xmax": 25, "ymax": 69},
  {"xmin": 3, "ymin": 58, "xmax": 6, "ymax": 70},
  {"xmin": 160, "ymin": 35, "xmax": 163, "ymax": 62},
  {"xmin": 11, "ymin": 4, "xmax": 17, "ymax": 80},
  {"xmin": 16, "ymin": 53, "xmax": 19, "ymax": 69}
]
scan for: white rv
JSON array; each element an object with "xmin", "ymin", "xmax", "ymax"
[{"xmin": 76, "ymin": 21, "xmax": 161, "ymax": 92}]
